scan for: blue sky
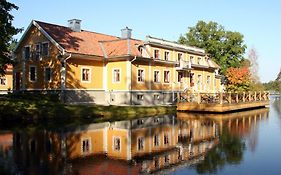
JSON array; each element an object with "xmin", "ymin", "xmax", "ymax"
[{"xmin": 10, "ymin": 0, "xmax": 281, "ymax": 82}]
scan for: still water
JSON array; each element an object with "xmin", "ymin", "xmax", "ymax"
[{"xmin": 0, "ymin": 96, "xmax": 280, "ymax": 175}]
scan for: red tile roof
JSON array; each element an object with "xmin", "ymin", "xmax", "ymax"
[{"xmin": 36, "ymin": 21, "xmax": 142, "ymax": 58}]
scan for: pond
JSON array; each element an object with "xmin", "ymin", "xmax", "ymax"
[{"xmin": 0, "ymin": 96, "xmax": 280, "ymax": 175}]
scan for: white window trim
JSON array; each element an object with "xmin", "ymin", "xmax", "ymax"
[
  {"xmin": 112, "ymin": 68, "xmax": 121, "ymax": 84},
  {"xmin": 35, "ymin": 43, "xmax": 42, "ymax": 60},
  {"xmin": 137, "ymin": 137, "xmax": 145, "ymax": 151},
  {"xmin": 0, "ymin": 77, "xmax": 7, "ymax": 86},
  {"xmin": 137, "ymin": 94, "xmax": 144, "ymax": 101},
  {"xmin": 163, "ymin": 70, "xmax": 171, "ymax": 84},
  {"xmin": 177, "ymin": 52, "xmax": 183, "ymax": 62},
  {"xmin": 81, "ymin": 137, "xmax": 92, "ymax": 155},
  {"xmin": 113, "ymin": 136, "xmax": 121, "ymax": 152},
  {"xmin": 163, "ymin": 133, "xmax": 171, "ymax": 147},
  {"xmin": 81, "ymin": 67, "xmax": 92, "ymax": 83},
  {"xmin": 153, "ymin": 134, "xmax": 160, "ymax": 147},
  {"xmin": 153, "ymin": 49, "xmax": 160, "ymax": 59},
  {"xmin": 154, "ymin": 94, "xmax": 160, "ymax": 100},
  {"xmin": 190, "ymin": 55, "xmax": 194, "ymax": 64},
  {"xmin": 153, "ymin": 70, "xmax": 160, "ymax": 83},
  {"xmin": 23, "ymin": 45, "xmax": 31, "ymax": 60},
  {"xmin": 44, "ymin": 67, "xmax": 52, "ymax": 83},
  {"xmin": 137, "ymin": 68, "xmax": 145, "ymax": 83},
  {"xmin": 29, "ymin": 65, "xmax": 37, "ymax": 82},
  {"xmin": 177, "ymin": 72, "xmax": 183, "ymax": 84},
  {"xmin": 164, "ymin": 51, "xmax": 170, "ymax": 61},
  {"xmin": 42, "ymin": 41, "xmax": 50, "ymax": 57},
  {"xmin": 197, "ymin": 57, "xmax": 202, "ymax": 65}
]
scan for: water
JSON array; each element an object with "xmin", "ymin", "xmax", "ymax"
[{"xmin": 0, "ymin": 96, "xmax": 280, "ymax": 175}]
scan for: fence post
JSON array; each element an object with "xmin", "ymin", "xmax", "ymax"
[
  {"xmin": 259, "ymin": 91, "xmax": 262, "ymax": 101},
  {"xmin": 254, "ymin": 91, "xmax": 257, "ymax": 101},
  {"xmin": 249, "ymin": 92, "xmax": 252, "ymax": 101},
  {"xmin": 197, "ymin": 93, "xmax": 201, "ymax": 104},
  {"xmin": 243, "ymin": 92, "xmax": 245, "ymax": 102},
  {"xmin": 236, "ymin": 93, "xmax": 239, "ymax": 103},
  {"xmin": 228, "ymin": 92, "xmax": 232, "ymax": 104}
]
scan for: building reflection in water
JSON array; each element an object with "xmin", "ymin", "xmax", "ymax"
[{"xmin": 0, "ymin": 107, "xmax": 269, "ymax": 175}]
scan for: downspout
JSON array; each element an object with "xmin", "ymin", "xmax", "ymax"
[
  {"xmin": 60, "ymin": 53, "xmax": 71, "ymax": 102},
  {"xmin": 130, "ymin": 56, "xmax": 137, "ymax": 105}
]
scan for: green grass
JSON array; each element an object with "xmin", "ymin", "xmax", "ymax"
[{"xmin": 0, "ymin": 93, "xmax": 176, "ymax": 123}]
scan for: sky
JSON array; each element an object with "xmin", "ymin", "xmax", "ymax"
[{"xmin": 9, "ymin": 0, "xmax": 281, "ymax": 82}]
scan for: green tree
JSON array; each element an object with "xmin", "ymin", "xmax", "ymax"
[
  {"xmin": 0, "ymin": 0, "xmax": 22, "ymax": 75},
  {"xmin": 179, "ymin": 21, "xmax": 247, "ymax": 74}
]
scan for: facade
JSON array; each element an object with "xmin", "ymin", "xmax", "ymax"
[
  {"xmin": 13, "ymin": 19, "xmax": 222, "ymax": 105},
  {"xmin": 0, "ymin": 65, "xmax": 13, "ymax": 94}
]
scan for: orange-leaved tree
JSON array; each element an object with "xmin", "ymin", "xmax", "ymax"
[{"xmin": 225, "ymin": 66, "xmax": 251, "ymax": 92}]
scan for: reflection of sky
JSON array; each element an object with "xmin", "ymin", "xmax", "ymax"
[{"xmin": 174, "ymin": 98, "xmax": 281, "ymax": 175}]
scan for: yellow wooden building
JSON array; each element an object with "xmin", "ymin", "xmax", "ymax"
[
  {"xmin": 0, "ymin": 65, "xmax": 13, "ymax": 94},
  {"xmin": 13, "ymin": 19, "xmax": 222, "ymax": 105}
]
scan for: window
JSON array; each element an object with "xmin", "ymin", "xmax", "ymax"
[
  {"xmin": 44, "ymin": 67, "xmax": 52, "ymax": 82},
  {"xmin": 42, "ymin": 42, "xmax": 49, "ymax": 56},
  {"xmin": 137, "ymin": 119, "xmax": 144, "ymax": 125},
  {"xmin": 164, "ymin": 70, "xmax": 170, "ymax": 83},
  {"xmin": 138, "ymin": 47, "xmax": 143, "ymax": 55},
  {"xmin": 137, "ymin": 69, "xmax": 144, "ymax": 82},
  {"xmin": 190, "ymin": 56, "xmax": 194, "ymax": 64},
  {"xmin": 178, "ymin": 53, "xmax": 182, "ymax": 61},
  {"xmin": 190, "ymin": 73, "xmax": 194, "ymax": 87},
  {"xmin": 82, "ymin": 68, "xmax": 91, "ymax": 82},
  {"xmin": 137, "ymin": 137, "xmax": 145, "ymax": 151},
  {"xmin": 113, "ymin": 69, "xmax": 120, "ymax": 83},
  {"xmin": 198, "ymin": 75, "xmax": 202, "ymax": 88},
  {"xmin": 154, "ymin": 49, "xmax": 160, "ymax": 59},
  {"xmin": 164, "ymin": 51, "xmax": 169, "ymax": 61},
  {"xmin": 81, "ymin": 138, "xmax": 91, "ymax": 154},
  {"xmin": 164, "ymin": 155, "xmax": 170, "ymax": 165},
  {"xmin": 153, "ymin": 70, "xmax": 160, "ymax": 83},
  {"xmin": 154, "ymin": 158, "xmax": 159, "ymax": 168},
  {"xmin": 137, "ymin": 94, "xmax": 143, "ymax": 101},
  {"xmin": 207, "ymin": 76, "xmax": 211, "ymax": 86},
  {"xmin": 197, "ymin": 57, "xmax": 202, "ymax": 65},
  {"xmin": 154, "ymin": 134, "xmax": 160, "ymax": 147},
  {"xmin": 35, "ymin": 43, "xmax": 41, "ymax": 59},
  {"xmin": 24, "ymin": 46, "xmax": 30, "ymax": 60},
  {"xmin": 154, "ymin": 94, "xmax": 160, "ymax": 100},
  {"xmin": 164, "ymin": 133, "xmax": 169, "ymax": 145},
  {"xmin": 29, "ymin": 66, "xmax": 37, "ymax": 82},
  {"xmin": 113, "ymin": 137, "xmax": 121, "ymax": 151},
  {"xmin": 0, "ymin": 77, "xmax": 6, "ymax": 85},
  {"xmin": 178, "ymin": 72, "xmax": 183, "ymax": 83}
]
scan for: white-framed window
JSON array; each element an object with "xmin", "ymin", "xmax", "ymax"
[
  {"xmin": 164, "ymin": 133, "xmax": 170, "ymax": 146},
  {"xmin": 137, "ymin": 69, "xmax": 145, "ymax": 83},
  {"xmin": 198, "ymin": 74, "xmax": 202, "ymax": 88},
  {"xmin": 154, "ymin": 157, "xmax": 160, "ymax": 168},
  {"xmin": 24, "ymin": 45, "xmax": 31, "ymax": 60},
  {"xmin": 178, "ymin": 72, "xmax": 183, "ymax": 83},
  {"xmin": 164, "ymin": 51, "xmax": 170, "ymax": 61},
  {"xmin": 81, "ymin": 138, "xmax": 91, "ymax": 154},
  {"xmin": 137, "ymin": 94, "xmax": 143, "ymax": 101},
  {"xmin": 197, "ymin": 57, "xmax": 202, "ymax": 65},
  {"xmin": 154, "ymin": 134, "xmax": 160, "ymax": 147},
  {"xmin": 137, "ymin": 137, "xmax": 145, "ymax": 151},
  {"xmin": 113, "ymin": 137, "xmax": 121, "ymax": 152},
  {"xmin": 137, "ymin": 119, "xmax": 144, "ymax": 125},
  {"xmin": 164, "ymin": 70, "xmax": 170, "ymax": 83},
  {"xmin": 178, "ymin": 53, "xmax": 183, "ymax": 62},
  {"xmin": 44, "ymin": 67, "xmax": 52, "ymax": 82},
  {"xmin": 153, "ymin": 70, "xmax": 160, "ymax": 83},
  {"xmin": 190, "ymin": 56, "xmax": 194, "ymax": 64},
  {"xmin": 207, "ymin": 75, "xmax": 211, "ymax": 86},
  {"xmin": 113, "ymin": 69, "xmax": 121, "ymax": 83},
  {"xmin": 164, "ymin": 155, "xmax": 170, "ymax": 165},
  {"xmin": 154, "ymin": 94, "xmax": 160, "ymax": 100},
  {"xmin": 0, "ymin": 77, "xmax": 6, "ymax": 85},
  {"xmin": 42, "ymin": 42, "xmax": 49, "ymax": 57},
  {"xmin": 35, "ymin": 43, "xmax": 41, "ymax": 60},
  {"xmin": 29, "ymin": 65, "xmax": 37, "ymax": 82},
  {"xmin": 154, "ymin": 49, "xmax": 160, "ymax": 59},
  {"xmin": 81, "ymin": 67, "xmax": 91, "ymax": 82}
]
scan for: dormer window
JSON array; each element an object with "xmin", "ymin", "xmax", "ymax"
[
  {"xmin": 154, "ymin": 49, "xmax": 160, "ymax": 59},
  {"xmin": 42, "ymin": 42, "xmax": 49, "ymax": 57}
]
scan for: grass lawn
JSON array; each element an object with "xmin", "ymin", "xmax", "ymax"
[{"xmin": 0, "ymin": 93, "xmax": 176, "ymax": 123}]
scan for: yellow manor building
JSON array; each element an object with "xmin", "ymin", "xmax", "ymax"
[{"xmin": 13, "ymin": 19, "xmax": 222, "ymax": 105}]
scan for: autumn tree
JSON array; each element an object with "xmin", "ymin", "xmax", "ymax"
[
  {"xmin": 179, "ymin": 21, "xmax": 247, "ymax": 75},
  {"xmin": 225, "ymin": 66, "xmax": 251, "ymax": 92},
  {"xmin": 0, "ymin": 0, "xmax": 22, "ymax": 75}
]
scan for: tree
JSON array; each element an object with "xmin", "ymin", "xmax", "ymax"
[
  {"xmin": 248, "ymin": 47, "xmax": 260, "ymax": 83},
  {"xmin": 0, "ymin": 0, "xmax": 22, "ymax": 75},
  {"xmin": 179, "ymin": 21, "xmax": 247, "ymax": 74},
  {"xmin": 225, "ymin": 66, "xmax": 251, "ymax": 92}
]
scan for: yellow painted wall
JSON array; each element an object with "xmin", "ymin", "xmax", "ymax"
[
  {"xmin": 107, "ymin": 129, "xmax": 128, "ymax": 160},
  {"xmin": 131, "ymin": 61, "xmax": 150, "ymax": 90},
  {"xmin": 0, "ymin": 72, "xmax": 13, "ymax": 91},
  {"xmin": 66, "ymin": 58, "xmax": 103, "ymax": 89},
  {"xmin": 66, "ymin": 130, "xmax": 104, "ymax": 159},
  {"xmin": 14, "ymin": 25, "xmax": 61, "ymax": 90},
  {"xmin": 107, "ymin": 61, "xmax": 128, "ymax": 90}
]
